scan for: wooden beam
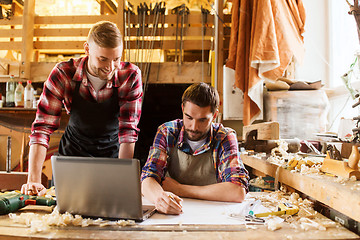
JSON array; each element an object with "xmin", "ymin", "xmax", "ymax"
[
  {"xmin": 116, "ymin": 0, "xmax": 125, "ymax": 60},
  {"xmin": 30, "ymin": 40, "xmax": 212, "ymax": 51},
  {"xmin": 214, "ymin": 0, "xmax": 224, "ymax": 114},
  {"xmin": 147, "ymin": 62, "xmax": 211, "ymax": 84},
  {"xmin": 20, "ymin": 0, "xmax": 35, "ymax": 79},
  {"xmin": 0, "ymin": 16, "xmax": 22, "ymax": 25},
  {"xmin": 34, "ymin": 15, "xmax": 116, "ymax": 25},
  {"xmin": 0, "ymin": 62, "xmax": 211, "ymax": 84}
]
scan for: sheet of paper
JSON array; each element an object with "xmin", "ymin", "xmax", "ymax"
[{"xmin": 141, "ymin": 194, "xmax": 266, "ymax": 225}]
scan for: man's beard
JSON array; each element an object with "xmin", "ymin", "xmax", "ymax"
[
  {"xmin": 89, "ymin": 64, "xmax": 115, "ymax": 81},
  {"xmin": 184, "ymin": 128, "xmax": 208, "ymax": 141}
]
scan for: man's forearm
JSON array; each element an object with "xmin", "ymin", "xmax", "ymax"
[
  {"xmin": 118, "ymin": 142, "xmax": 135, "ymax": 159},
  {"xmin": 27, "ymin": 144, "xmax": 47, "ymax": 183},
  {"xmin": 170, "ymin": 182, "xmax": 246, "ymax": 203},
  {"xmin": 141, "ymin": 177, "xmax": 164, "ymax": 203}
]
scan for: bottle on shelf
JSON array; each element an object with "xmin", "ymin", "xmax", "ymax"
[
  {"xmin": 24, "ymin": 80, "xmax": 34, "ymax": 108},
  {"xmin": 5, "ymin": 75, "xmax": 16, "ymax": 107},
  {"xmin": 15, "ymin": 81, "xmax": 24, "ymax": 107}
]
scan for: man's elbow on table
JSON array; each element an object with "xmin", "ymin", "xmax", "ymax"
[{"xmin": 228, "ymin": 184, "xmax": 247, "ymax": 203}]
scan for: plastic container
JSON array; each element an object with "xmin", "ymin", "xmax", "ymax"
[
  {"xmin": 5, "ymin": 75, "xmax": 15, "ymax": 107},
  {"xmin": 15, "ymin": 81, "xmax": 24, "ymax": 107},
  {"xmin": 24, "ymin": 80, "xmax": 34, "ymax": 108}
]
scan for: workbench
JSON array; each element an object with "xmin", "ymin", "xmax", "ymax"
[
  {"xmin": 0, "ymin": 195, "xmax": 358, "ymax": 240},
  {"xmin": 241, "ymin": 153, "xmax": 360, "ymax": 227}
]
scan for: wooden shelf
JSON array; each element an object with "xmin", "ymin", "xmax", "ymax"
[
  {"xmin": 241, "ymin": 153, "xmax": 360, "ymax": 222},
  {"xmin": 0, "ymin": 108, "xmax": 69, "ymax": 133}
]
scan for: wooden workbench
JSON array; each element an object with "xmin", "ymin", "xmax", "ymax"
[
  {"xmin": 241, "ymin": 153, "xmax": 360, "ymax": 223},
  {"xmin": 0, "ymin": 204, "xmax": 358, "ymax": 240}
]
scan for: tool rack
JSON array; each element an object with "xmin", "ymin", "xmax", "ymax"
[{"xmin": 0, "ymin": 1, "xmax": 231, "ymax": 85}]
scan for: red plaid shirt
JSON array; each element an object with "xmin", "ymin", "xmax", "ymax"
[{"xmin": 30, "ymin": 57, "xmax": 143, "ymax": 148}]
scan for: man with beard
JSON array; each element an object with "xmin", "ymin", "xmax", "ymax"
[
  {"xmin": 141, "ymin": 83, "xmax": 249, "ymax": 215},
  {"xmin": 21, "ymin": 21, "xmax": 143, "ymax": 196}
]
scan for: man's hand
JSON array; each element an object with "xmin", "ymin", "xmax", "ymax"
[
  {"xmin": 21, "ymin": 182, "xmax": 46, "ymax": 196},
  {"xmin": 154, "ymin": 191, "xmax": 183, "ymax": 215}
]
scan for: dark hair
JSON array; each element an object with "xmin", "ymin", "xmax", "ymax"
[
  {"xmin": 87, "ymin": 21, "xmax": 123, "ymax": 48},
  {"xmin": 182, "ymin": 83, "xmax": 219, "ymax": 113}
]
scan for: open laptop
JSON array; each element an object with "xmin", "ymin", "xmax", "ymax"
[{"xmin": 51, "ymin": 155, "xmax": 156, "ymax": 222}]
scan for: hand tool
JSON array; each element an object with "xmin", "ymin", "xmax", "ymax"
[
  {"xmin": 0, "ymin": 191, "xmax": 56, "ymax": 215},
  {"xmin": 242, "ymin": 122, "xmax": 300, "ymax": 153},
  {"xmin": 254, "ymin": 202, "xmax": 299, "ymax": 218},
  {"xmin": 178, "ymin": 4, "xmax": 189, "ymax": 75},
  {"xmin": 245, "ymin": 214, "xmax": 265, "ymax": 224},
  {"xmin": 171, "ymin": 5, "xmax": 182, "ymax": 63}
]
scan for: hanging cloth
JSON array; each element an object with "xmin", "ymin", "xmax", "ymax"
[{"xmin": 225, "ymin": 0, "xmax": 306, "ymax": 125}]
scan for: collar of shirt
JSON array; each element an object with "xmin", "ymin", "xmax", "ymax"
[
  {"xmin": 71, "ymin": 56, "xmax": 126, "ymax": 88},
  {"xmin": 176, "ymin": 124, "xmax": 214, "ymax": 155}
]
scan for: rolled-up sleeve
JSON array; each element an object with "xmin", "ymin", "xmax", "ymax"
[
  {"xmin": 141, "ymin": 125, "xmax": 170, "ymax": 183},
  {"xmin": 217, "ymin": 130, "xmax": 249, "ymax": 192},
  {"xmin": 29, "ymin": 65, "xmax": 68, "ymax": 148},
  {"xmin": 118, "ymin": 67, "xmax": 143, "ymax": 143}
]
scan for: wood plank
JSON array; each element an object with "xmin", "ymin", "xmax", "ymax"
[
  {"xmin": 29, "ymin": 62, "xmax": 56, "ymax": 82},
  {"xmin": 0, "ymin": 42, "xmax": 22, "ymax": 50},
  {"xmin": 0, "ymin": 196, "xmax": 357, "ymax": 239},
  {"xmin": 20, "ymin": 0, "xmax": 35, "ymax": 79},
  {"xmin": 0, "ymin": 62, "xmax": 210, "ymax": 84},
  {"xmin": 241, "ymin": 153, "xmax": 360, "ymax": 222},
  {"xmin": 34, "ymin": 15, "xmax": 117, "ymax": 25},
  {"xmin": 0, "ymin": 26, "xmax": 213, "ymax": 39},
  {"xmin": 0, "ymin": 29, "xmax": 22, "ymax": 38},
  {"xmin": 0, "ymin": 171, "xmax": 48, "ymax": 191},
  {"xmin": 243, "ymin": 122, "xmax": 280, "ymax": 140},
  {"xmin": 147, "ymin": 62, "xmax": 211, "ymax": 84},
  {"xmin": 30, "ymin": 27, "xmax": 213, "ymax": 38},
  {"xmin": 32, "ymin": 40, "xmax": 212, "ymax": 50},
  {"xmin": 0, "ymin": 16, "xmax": 22, "ymax": 25},
  {"xmin": 215, "ymin": 0, "xmax": 224, "ymax": 113},
  {"xmin": 128, "ymin": 13, "xmax": 215, "ymax": 25},
  {"xmin": 33, "ymin": 28, "xmax": 90, "ymax": 37}
]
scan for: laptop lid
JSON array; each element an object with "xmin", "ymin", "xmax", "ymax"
[{"xmin": 51, "ymin": 155, "xmax": 155, "ymax": 221}]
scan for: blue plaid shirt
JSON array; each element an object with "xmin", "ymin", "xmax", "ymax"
[{"xmin": 141, "ymin": 119, "xmax": 249, "ymax": 191}]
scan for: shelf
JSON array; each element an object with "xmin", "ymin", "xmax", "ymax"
[{"xmin": 241, "ymin": 153, "xmax": 360, "ymax": 222}]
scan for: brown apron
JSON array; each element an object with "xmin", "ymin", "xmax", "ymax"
[{"xmin": 166, "ymin": 147, "xmax": 217, "ymax": 186}]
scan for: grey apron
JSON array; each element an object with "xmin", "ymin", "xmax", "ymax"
[{"xmin": 166, "ymin": 146, "xmax": 217, "ymax": 186}]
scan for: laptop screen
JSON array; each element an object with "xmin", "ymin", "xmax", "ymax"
[{"xmin": 51, "ymin": 155, "xmax": 145, "ymax": 220}]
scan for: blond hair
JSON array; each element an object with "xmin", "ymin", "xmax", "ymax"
[{"xmin": 87, "ymin": 21, "xmax": 123, "ymax": 48}]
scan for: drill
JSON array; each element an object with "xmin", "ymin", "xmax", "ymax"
[{"xmin": 0, "ymin": 191, "xmax": 56, "ymax": 215}]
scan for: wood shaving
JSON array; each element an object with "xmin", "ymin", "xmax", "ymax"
[
  {"xmin": 251, "ymin": 190, "xmax": 340, "ymax": 232},
  {"xmin": 8, "ymin": 206, "xmax": 135, "ymax": 233}
]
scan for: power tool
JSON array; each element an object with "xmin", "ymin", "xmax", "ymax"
[
  {"xmin": 255, "ymin": 202, "xmax": 299, "ymax": 218},
  {"xmin": 0, "ymin": 191, "xmax": 56, "ymax": 215}
]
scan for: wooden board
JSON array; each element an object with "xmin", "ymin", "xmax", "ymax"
[
  {"xmin": 243, "ymin": 122, "xmax": 280, "ymax": 140},
  {"xmin": 0, "ymin": 205, "xmax": 358, "ymax": 240},
  {"xmin": 241, "ymin": 153, "xmax": 360, "ymax": 223}
]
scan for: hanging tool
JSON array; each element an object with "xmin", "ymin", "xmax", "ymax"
[
  {"xmin": 156, "ymin": 1, "xmax": 166, "ymax": 83},
  {"xmin": 201, "ymin": 6, "xmax": 210, "ymax": 82},
  {"xmin": 171, "ymin": 5, "xmax": 182, "ymax": 63},
  {"xmin": 178, "ymin": 4, "xmax": 190, "ymax": 75},
  {"xmin": 143, "ymin": 2, "xmax": 161, "ymax": 95},
  {"xmin": 135, "ymin": 4, "xmax": 142, "ymax": 66},
  {"xmin": 124, "ymin": 2, "xmax": 135, "ymax": 62}
]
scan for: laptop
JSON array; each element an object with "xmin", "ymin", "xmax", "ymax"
[{"xmin": 51, "ymin": 155, "xmax": 156, "ymax": 222}]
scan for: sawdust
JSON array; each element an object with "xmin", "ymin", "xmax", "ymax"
[
  {"xmin": 8, "ymin": 207, "xmax": 135, "ymax": 233},
  {"xmin": 252, "ymin": 190, "xmax": 340, "ymax": 232}
]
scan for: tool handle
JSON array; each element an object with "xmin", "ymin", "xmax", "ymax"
[{"xmin": 255, "ymin": 210, "xmax": 286, "ymax": 218}]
